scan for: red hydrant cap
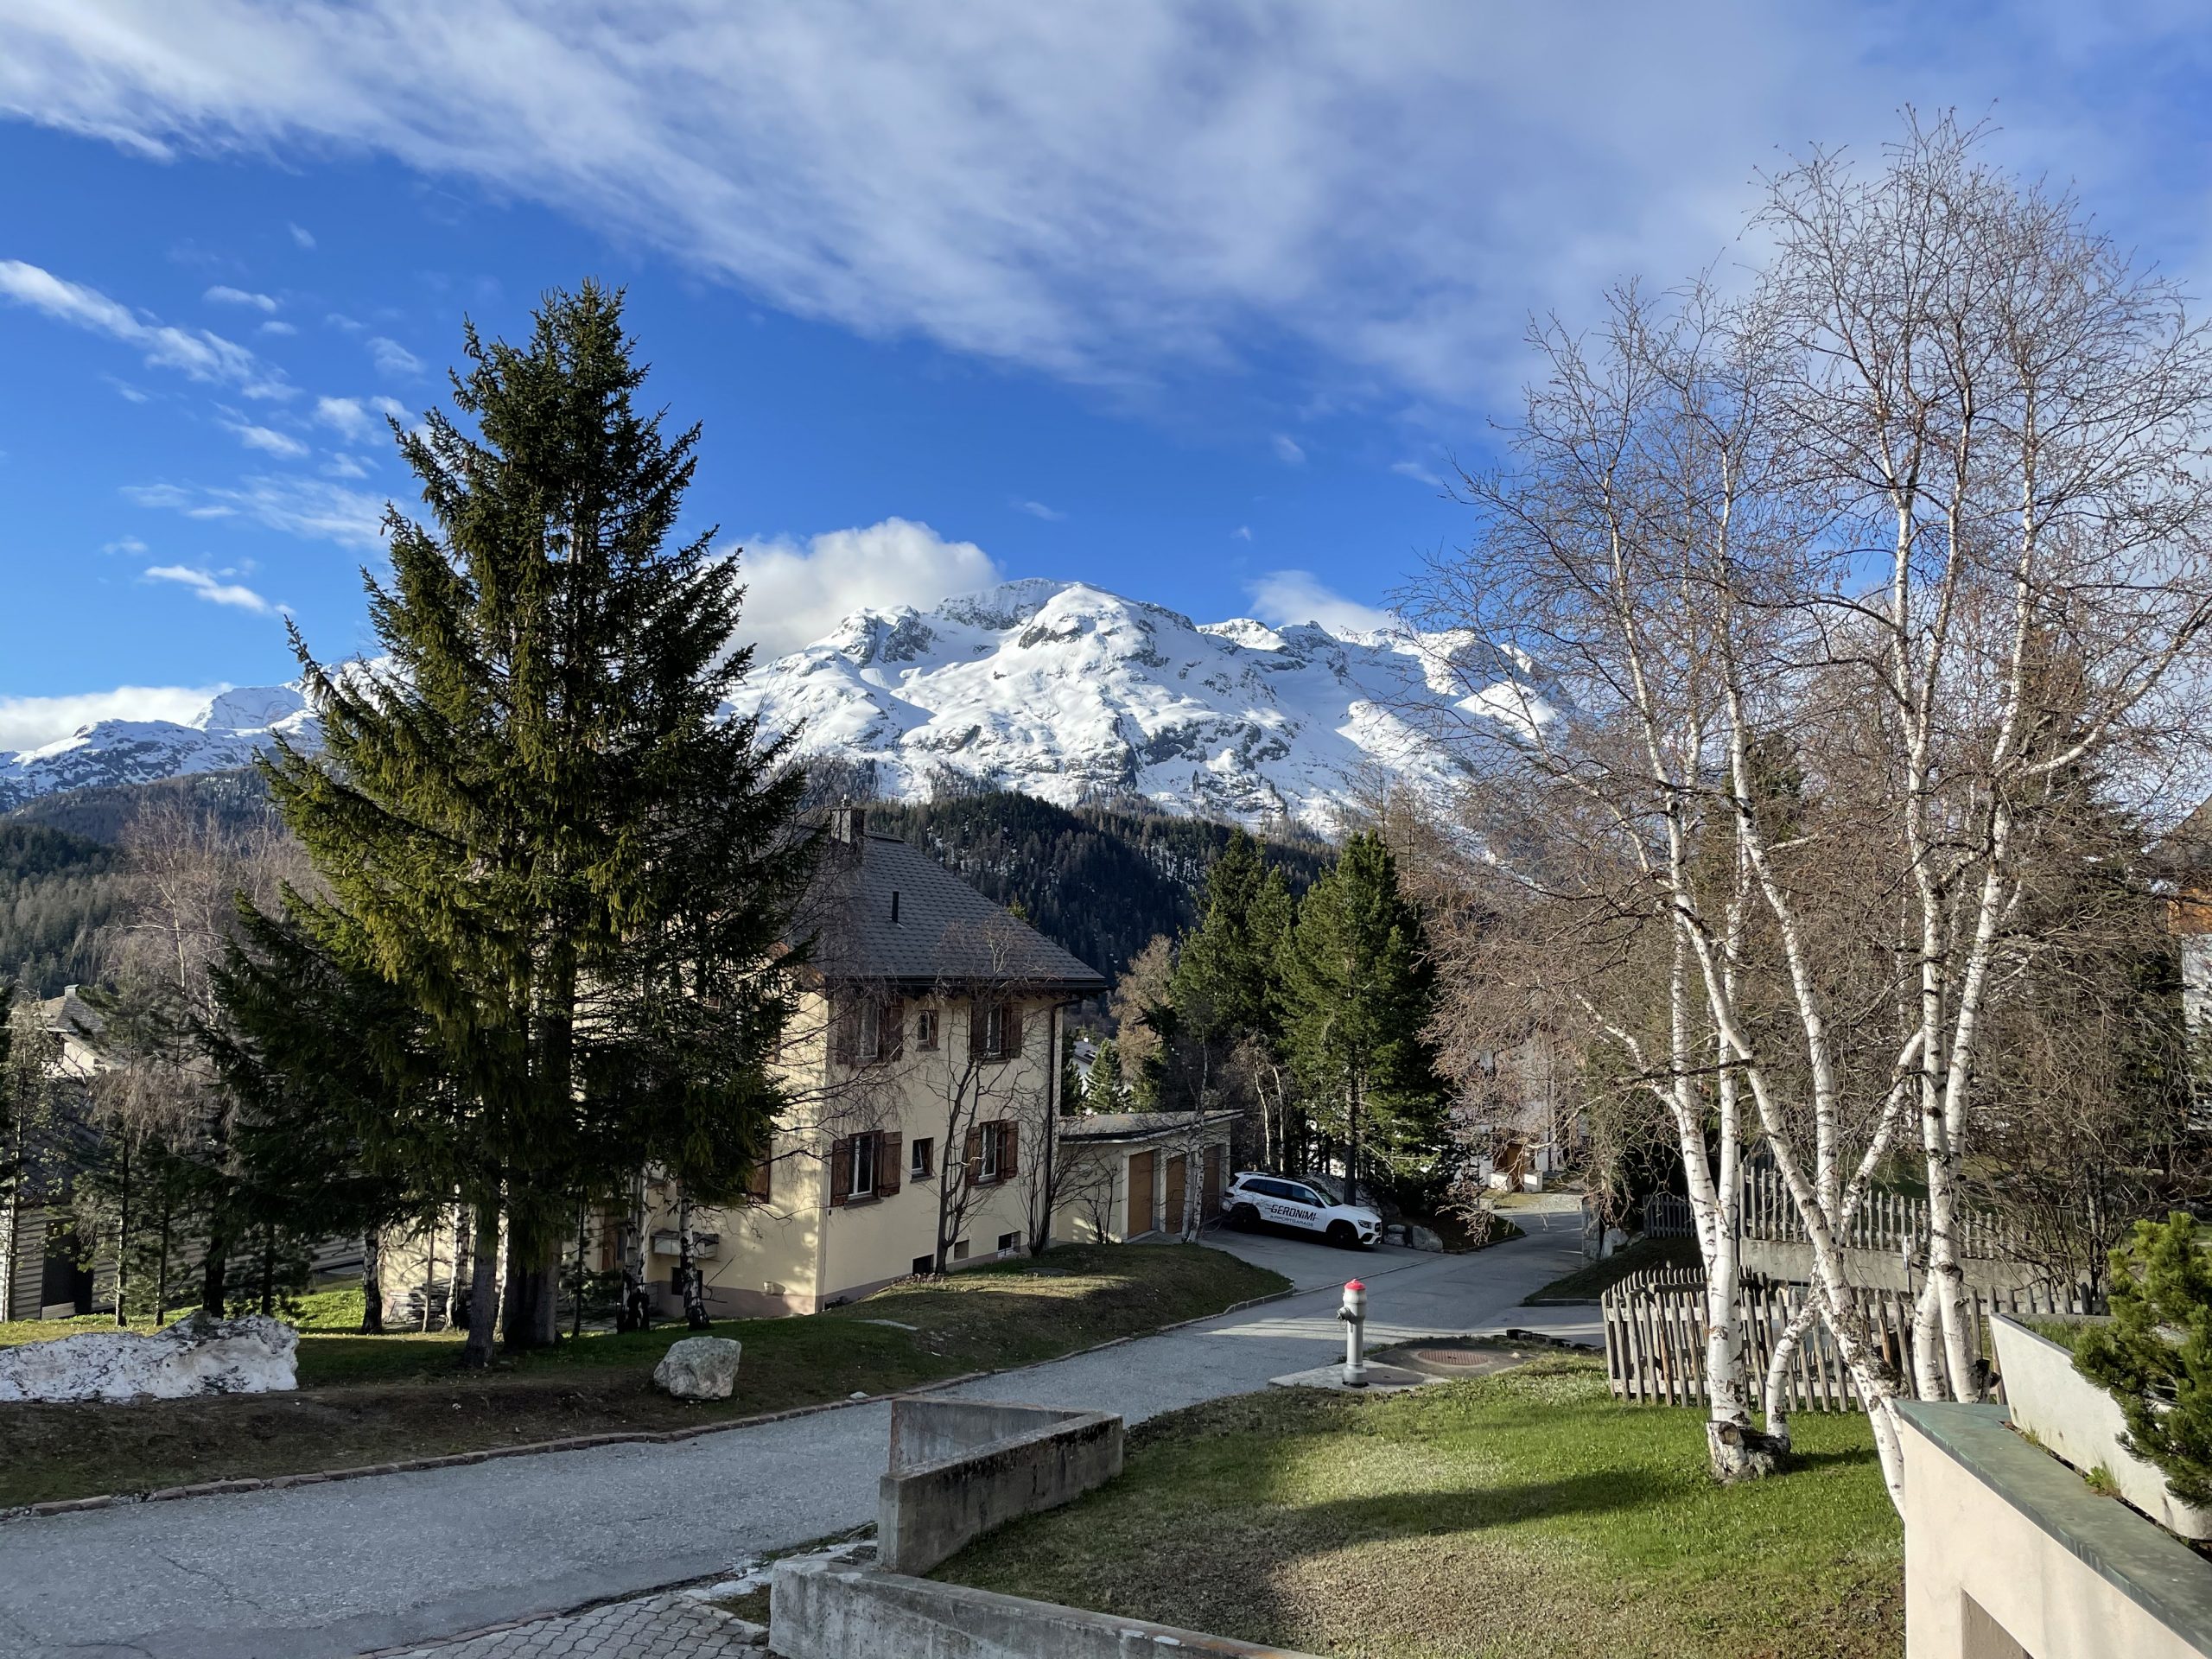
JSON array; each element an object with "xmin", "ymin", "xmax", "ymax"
[{"xmin": 1345, "ymin": 1280, "xmax": 1364, "ymax": 1292}]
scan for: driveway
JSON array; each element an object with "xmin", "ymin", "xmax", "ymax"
[{"xmin": 0, "ymin": 1206, "xmax": 1588, "ymax": 1659}]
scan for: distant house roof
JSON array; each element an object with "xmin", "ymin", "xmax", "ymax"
[
  {"xmin": 794, "ymin": 807, "xmax": 1108, "ymax": 995},
  {"xmin": 1056, "ymin": 1109, "xmax": 1240, "ymax": 1144}
]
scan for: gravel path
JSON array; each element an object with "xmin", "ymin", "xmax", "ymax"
[{"xmin": 0, "ymin": 1205, "xmax": 1586, "ymax": 1659}]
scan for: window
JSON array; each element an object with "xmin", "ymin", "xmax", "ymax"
[
  {"xmin": 856, "ymin": 1000, "xmax": 880, "ymax": 1062},
  {"xmin": 969, "ymin": 999, "xmax": 1020, "ymax": 1061},
  {"xmin": 952, "ymin": 1238, "xmax": 970, "ymax": 1262},
  {"xmin": 996, "ymin": 1232, "xmax": 1019, "ymax": 1253},
  {"xmin": 915, "ymin": 1007, "xmax": 938, "ymax": 1050},
  {"xmin": 746, "ymin": 1158, "xmax": 772, "ymax": 1204},
  {"xmin": 981, "ymin": 1122, "xmax": 1001, "ymax": 1181},
  {"xmin": 849, "ymin": 1131, "xmax": 878, "ymax": 1200},
  {"xmin": 911, "ymin": 1136, "xmax": 935, "ymax": 1180},
  {"xmin": 911, "ymin": 1255, "xmax": 933, "ymax": 1277},
  {"xmin": 981, "ymin": 1003, "xmax": 1006, "ymax": 1058},
  {"xmin": 836, "ymin": 995, "xmax": 903, "ymax": 1066}
]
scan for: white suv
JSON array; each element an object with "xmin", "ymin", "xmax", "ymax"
[{"xmin": 1223, "ymin": 1172, "xmax": 1380, "ymax": 1249}]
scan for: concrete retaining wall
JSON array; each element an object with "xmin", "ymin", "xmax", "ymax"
[
  {"xmin": 1741, "ymin": 1237, "xmax": 2046, "ymax": 1294},
  {"xmin": 1897, "ymin": 1402, "xmax": 2212, "ymax": 1658},
  {"xmin": 879, "ymin": 1397, "xmax": 1123, "ymax": 1573},
  {"xmin": 769, "ymin": 1559, "xmax": 1324, "ymax": 1658}
]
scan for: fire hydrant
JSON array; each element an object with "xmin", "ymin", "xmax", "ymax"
[{"xmin": 1338, "ymin": 1278, "xmax": 1368, "ymax": 1388}]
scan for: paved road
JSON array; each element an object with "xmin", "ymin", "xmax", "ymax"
[{"xmin": 0, "ymin": 1205, "xmax": 1586, "ymax": 1659}]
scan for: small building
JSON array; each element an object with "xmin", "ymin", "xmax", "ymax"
[
  {"xmin": 2, "ymin": 988, "xmax": 106, "ymax": 1321},
  {"xmin": 1051, "ymin": 1110, "xmax": 1237, "ymax": 1243},
  {"xmin": 632, "ymin": 808, "xmax": 1109, "ymax": 1318}
]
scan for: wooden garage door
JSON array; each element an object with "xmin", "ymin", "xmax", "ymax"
[
  {"xmin": 1127, "ymin": 1151, "xmax": 1155, "ymax": 1237},
  {"xmin": 1163, "ymin": 1155, "xmax": 1186, "ymax": 1236}
]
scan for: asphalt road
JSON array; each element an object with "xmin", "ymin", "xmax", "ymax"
[{"xmin": 0, "ymin": 1203, "xmax": 1587, "ymax": 1659}]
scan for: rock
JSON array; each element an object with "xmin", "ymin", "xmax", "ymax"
[
  {"xmin": 1382, "ymin": 1224, "xmax": 1409, "ymax": 1246},
  {"xmin": 0, "ymin": 1311, "xmax": 297, "ymax": 1403},
  {"xmin": 1407, "ymin": 1226, "xmax": 1445, "ymax": 1253},
  {"xmin": 653, "ymin": 1335, "xmax": 743, "ymax": 1400}
]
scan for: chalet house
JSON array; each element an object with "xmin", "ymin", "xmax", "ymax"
[
  {"xmin": 0, "ymin": 987, "xmax": 105, "ymax": 1320},
  {"xmin": 637, "ymin": 808, "xmax": 1109, "ymax": 1318}
]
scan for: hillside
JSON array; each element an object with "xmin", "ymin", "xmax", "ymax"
[{"xmin": 2, "ymin": 774, "xmax": 1313, "ymax": 998}]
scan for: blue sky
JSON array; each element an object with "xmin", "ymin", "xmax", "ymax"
[{"xmin": 3, "ymin": 2, "xmax": 2211, "ymax": 750}]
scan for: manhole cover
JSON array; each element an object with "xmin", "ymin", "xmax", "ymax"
[{"xmin": 1408, "ymin": 1347, "xmax": 1497, "ymax": 1368}]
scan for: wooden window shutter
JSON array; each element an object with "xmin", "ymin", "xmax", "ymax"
[
  {"xmin": 747, "ymin": 1157, "xmax": 772, "ymax": 1205},
  {"xmin": 964, "ymin": 1124, "xmax": 982, "ymax": 1183},
  {"xmin": 1001, "ymin": 1122, "xmax": 1019, "ymax": 1179},
  {"xmin": 883, "ymin": 999, "xmax": 904, "ymax": 1063},
  {"xmin": 967, "ymin": 999, "xmax": 985, "ymax": 1061},
  {"xmin": 1003, "ymin": 1001, "xmax": 1023, "ymax": 1058},
  {"xmin": 831, "ymin": 995, "xmax": 859, "ymax": 1066},
  {"xmin": 878, "ymin": 1133, "xmax": 902, "ymax": 1198},
  {"xmin": 830, "ymin": 1137, "xmax": 851, "ymax": 1206}
]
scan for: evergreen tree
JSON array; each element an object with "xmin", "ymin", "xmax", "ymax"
[
  {"xmin": 1276, "ymin": 832, "xmax": 1444, "ymax": 1192},
  {"xmin": 1084, "ymin": 1038, "xmax": 1124, "ymax": 1110},
  {"xmin": 249, "ymin": 283, "xmax": 814, "ymax": 1363}
]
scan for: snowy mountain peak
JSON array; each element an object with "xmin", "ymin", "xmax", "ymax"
[{"xmin": 3, "ymin": 585, "xmax": 1510, "ymax": 832}]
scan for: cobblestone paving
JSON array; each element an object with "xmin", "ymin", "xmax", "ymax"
[{"xmin": 369, "ymin": 1591, "xmax": 764, "ymax": 1657}]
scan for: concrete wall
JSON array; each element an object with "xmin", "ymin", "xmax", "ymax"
[
  {"xmin": 878, "ymin": 1396, "xmax": 1123, "ymax": 1574},
  {"xmin": 769, "ymin": 1560, "xmax": 1324, "ymax": 1659},
  {"xmin": 1897, "ymin": 1402, "xmax": 2212, "ymax": 1659}
]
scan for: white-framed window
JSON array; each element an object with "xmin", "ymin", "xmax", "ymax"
[
  {"xmin": 981, "ymin": 1003, "xmax": 1006, "ymax": 1058},
  {"xmin": 981, "ymin": 1122, "xmax": 1001, "ymax": 1181},
  {"xmin": 915, "ymin": 1007, "xmax": 938, "ymax": 1050},
  {"xmin": 996, "ymin": 1231, "xmax": 1018, "ymax": 1253},
  {"xmin": 911, "ymin": 1136, "xmax": 935, "ymax": 1180},
  {"xmin": 849, "ymin": 1131, "xmax": 878, "ymax": 1200}
]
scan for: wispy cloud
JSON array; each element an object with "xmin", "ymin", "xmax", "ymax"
[
  {"xmin": 220, "ymin": 416, "xmax": 308, "ymax": 458},
  {"xmin": 204, "ymin": 283, "xmax": 277, "ymax": 312},
  {"xmin": 1271, "ymin": 434, "xmax": 1306, "ymax": 467},
  {"xmin": 1011, "ymin": 498, "xmax": 1065, "ymax": 522},
  {"xmin": 287, "ymin": 222, "xmax": 315, "ymax": 250},
  {"xmin": 314, "ymin": 393, "xmax": 407, "ymax": 440},
  {"xmin": 143, "ymin": 563, "xmax": 279, "ymax": 615},
  {"xmin": 260, "ymin": 319, "xmax": 297, "ymax": 337},
  {"xmin": 322, "ymin": 452, "xmax": 369, "ymax": 479},
  {"xmin": 1231, "ymin": 525, "xmax": 1252, "ymax": 542},
  {"xmin": 1248, "ymin": 569, "xmax": 1397, "ymax": 637},
  {"xmin": 0, "ymin": 684, "xmax": 225, "ymax": 753},
  {"xmin": 101, "ymin": 535, "xmax": 148, "ymax": 556},
  {"xmin": 1390, "ymin": 459, "xmax": 1445, "ymax": 489},
  {"xmin": 368, "ymin": 335, "xmax": 421, "ymax": 377},
  {"xmin": 0, "ymin": 259, "xmax": 285, "ymax": 396},
  {"xmin": 128, "ymin": 475, "xmax": 388, "ymax": 549}
]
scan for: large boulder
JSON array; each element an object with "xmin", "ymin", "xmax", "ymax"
[
  {"xmin": 654, "ymin": 1335, "xmax": 742, "ymax": 1400},
  {"xmin": 1407, "ymin": 1225, "xmax": 1446, "ymax": 1253},
  {"xmin": 0, "ymin": 1312, "xmax": 298, "ymax": 1404}
]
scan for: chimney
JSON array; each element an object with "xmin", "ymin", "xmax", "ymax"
[{"xmin": 829, "ymin": 804, "xmax": 866, "ymax": 850}]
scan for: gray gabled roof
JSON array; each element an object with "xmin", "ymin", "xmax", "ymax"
[{"xmin": 794, "ymin": 819, "xmax": 1107, "ymax": 995}]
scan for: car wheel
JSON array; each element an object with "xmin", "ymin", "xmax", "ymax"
[
  {"xmin": 1229, "ymin": 1203, "xmax": 1259, "ymax": 1230},
  {"xmin": 1326, "ymin": 1220, "xmax": 1356, "ymax": 1249}
]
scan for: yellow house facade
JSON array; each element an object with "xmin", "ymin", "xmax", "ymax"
[{"xmin": 640, "ymin": 809, "xmax": 1109, "ymax": 1318}]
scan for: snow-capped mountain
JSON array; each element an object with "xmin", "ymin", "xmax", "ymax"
[
  {"xmin": 0, "ymin": 683, "xmax": 321, "ymax": 810},
  {"xmin": 3, "ymin": 581, "xmax": 1526, "ymax": 830},
  {"xmin": 727, "ymin": 579, "xmax": 1510, "ymax": 831}
]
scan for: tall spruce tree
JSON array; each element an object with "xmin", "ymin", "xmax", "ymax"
[
  {"xmin": 1277, "ymin": 831, "xmax": 1443, "ymax": 1192},
  {"xmin": 252, "ymin": 283, "xmax": 814, "ymax": 1363}
]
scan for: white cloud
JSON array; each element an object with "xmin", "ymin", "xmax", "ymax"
[
  {"xmin": 1247, "ymin": 569, "xmax": 1398, "ymax": 637},
  {"xmin": 0, "ymin": 259, "xmax": 285, "ymax": 395},
  {"xmin": 315, "ymin": 395, "xmax": 372, "ymax": 437},
  {"xmin": 1231, "ymin": 525, "xmax": 1252, "ymax": 542},
  {"xmin": 1012, "ymin": 499, "xmax": 1065, "ymax": 522},
  {"xmin": 1271, "ymin": 434, "xmax": 1306, "ymax": 467},
  {"xmin": 736, "ymin": 518, "xmax": 1000, "ymax": 661},
  {"xmin": 260, "ymin": 319, "xmax": 297, "ymax": 336},
  {"xmin": 322, "ymin": 452, "xmax": 369, "ymax": 479},
  {"xmin": 368, "ymin": 335, "xmax": 421, "ymax": 377},
  {"xmin": 0, "ymin": 684, "xmax": 225, "ymax": 753},
  {"xmin": 129, "ymin": 475, "xmax": 387, "ymax": 549},
  {"xmin": 1390, "ymin": 459, "xmax": 1445, "ymax": 488},
  {"xmin": 221, "ymin": 416, "xmax": 308, "ymax": 458},
  {"xmin": 288, "ymin": 222, "xmax": 315, "ymax": 250},
  {"xmin": 143, "ymin": 563, "xmax": 279, "ymax": 615},
  {"xmin": 102, "ymin": 535, "xmax": 149, "ymax": 556},
  {"xmin": 205, "ymin": 284, "xmax": 277, "ymax": 312}
]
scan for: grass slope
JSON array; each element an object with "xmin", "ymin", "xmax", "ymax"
[
  {"xmin": 0, "ymin": 1243, "xmax": 1283, "ymax": 1509},
  {"xmin": 940, "ymin": 1358, "xmax": 1902, "ymax": 1659},
  {"xmin": 1522, "ymin": 1235, "xmax": 1702, "ymax": 1303}
]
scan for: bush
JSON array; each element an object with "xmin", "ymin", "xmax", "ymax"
[{"xmin": 2075, "ymin": 1212, "xmax": 2212, "ymax": 1507}]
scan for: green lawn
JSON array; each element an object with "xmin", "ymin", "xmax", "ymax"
[
  {"xmin": 1522, "ymin": 1234, "xmax": 1702, "ymax": 1303},
  {"xmin": 939, "ymin": 1358, "xmax": 1902, "ymax": 1659},
  {"xmin": 0, "ymin": 1243, "xmax": 1284, "ymax": 1509}
]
